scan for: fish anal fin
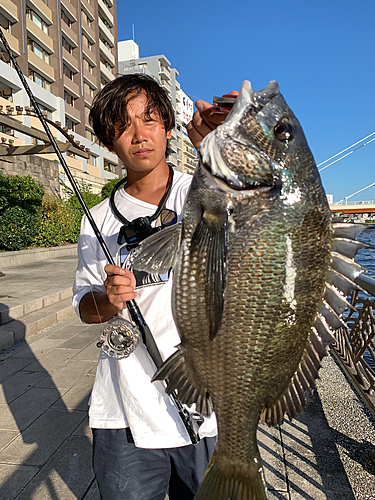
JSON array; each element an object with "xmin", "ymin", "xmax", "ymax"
[
  {"xmin": 190, "ymin": 211, "xmax": 228, "ymax": 341},
  {"xmin": 152, "ymin": 345, "xmax": 213, "ymax": 417},
  {"xmin": 261, "ymin": 328, "xmax": 328, "ymax": 426}
]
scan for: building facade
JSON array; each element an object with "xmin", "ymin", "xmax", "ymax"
[
  {"xmin": 118, "ymin": 40, "xmax": 197, "ymax": 175},
  {"xmin": 0, "ymin": 0, "xmax": 120, "ymax": 194}
]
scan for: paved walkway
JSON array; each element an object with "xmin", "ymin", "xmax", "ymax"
[{"xmin": 0, "ymin": 258, "xmax": 374, "ymax": 499}]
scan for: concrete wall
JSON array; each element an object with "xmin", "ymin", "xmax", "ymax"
[{"xmin": 0, "ymin": 154, "xmax": 60, "ymax": 195}]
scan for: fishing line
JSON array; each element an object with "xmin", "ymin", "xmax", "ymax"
[
  {"xmin": 0, "ymin": 27, "xmax": 203, "ymax": 443},
  {"xmin": 318, "ymin": 132, "xmax": 375, "ymax": 172}
]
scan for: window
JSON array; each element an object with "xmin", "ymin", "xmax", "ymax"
[
  {"xmin": 83, "ymin": 58, "xmax": 94, "ymax": 74},
  {"xmin": 99, "ymin": 35, "xmax": 112, "ymax": 49},
  {"xmin": 85, "ymin": 128, "xmax": 94, "ymax": 141},
  {"xmin": 37, "ymin": 103, "xmax": 52, "ymax": 119},
  {"xmin": 63, "ymin": 64, "xmax": 74, "ymax": 81},
  {"xmin": 64, "ymin": 91, "xmax": 75, "ymax": 107},
  {"xmin": 88, "ymin": 153, "xmax": 97, "ymax": 166},
  {"xmin": 81, "ymin": 10, "xmax": 92, "ymax": 27},
  {"xmin": 82, "ymin": 34, "xmax": 94, "ymax": 51},
  {"xmin": 29, "ymin": 69, "xmax": 51, "ymax": 91},
  {"xmin": 66, "ymin": 119, "xmax": 76, "ymax": 132},
  {"xmin": 28, "ymin": 39, "xmax": 50, "ymax": 64},
  {"xmin": 99, "ymin": 15, "xmax": 111, "ymax": 29},
  {"xmin": 100, "ymin": 57, "xmax": 112, "ymax": 70},
  {"xmin": 84, "ymin": 82, "xmax": 94, "ymax": 97},
  {"xmin": 0, "ymin": 125, "xmax": 14, "ymax": 135},
  {"xmin": 85, "ymin": 105, "xmax": 90, "ymax": 118},
  {"xmin": 62, "ymin": 37, "xmax": 74, "ymax": 55},
  {"xmin": 27, "ymin": 9, "xmax": 49, "ymax": 34},
  {"xmin": 0, "ymin": 88, "xmax": 13, "ymax": 101},
  {"xmin": 61, "ymin": 10, "xmax": 73, "ymax": 28},
  {"xmin": 104, "ymin": 160, "xmax": 116, "ymax": 173}
]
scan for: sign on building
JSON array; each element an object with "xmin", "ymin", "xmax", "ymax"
[{"xmin": 181, "ymin": 91, "xmax": 193, "ymax": 127}]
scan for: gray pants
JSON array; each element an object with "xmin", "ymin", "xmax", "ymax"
[{"xmin": 92, "ymin": 428, "xmax": 216, "ymax": 500}]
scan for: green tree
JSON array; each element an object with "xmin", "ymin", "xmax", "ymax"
[{"xmin": 101, "ymin": 176, "xmax": 126, "ymax": 200}]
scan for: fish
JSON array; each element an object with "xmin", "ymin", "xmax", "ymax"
[{"xmin": 127, "ymin": 80, "xmax": 371, "ymax": 499}]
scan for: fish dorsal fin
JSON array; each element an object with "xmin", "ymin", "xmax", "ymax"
[
  {"xmin": 331, "ymin": 237, "xmax": 374, "ymax": 259},
  {"xmin": 152, "ymin": 345, "xmax": 213, "ymax": 417},
  {"xmin": 125, "ymin": 223, "xmax": 182, "ymax": 275},
  {"xmin": 261, "ymin": 224, "xmax": 370, "ymax": 427},
  {"xmin": 190, "ymin": 211, "xmax": 228, "ymax": 341},
  {"xmin": 332, "ymin": 223, "xmax": 368, "ymax": 239},
  {"xmin": 261, "ymin": 327, "xmax": 326, "ymax": 426}
]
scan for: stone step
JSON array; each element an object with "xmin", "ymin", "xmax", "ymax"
[
  {"xmin": 0, "ymin": 297, "xmax": 74, "ymax": 349},
  {"xmin": 0, "ymin": 288, "xmax": 72, "ymax": 326}
]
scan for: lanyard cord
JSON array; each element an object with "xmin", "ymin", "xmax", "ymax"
[{"xmin": 109, "ymin": 166, "xmax": 174, "ymax": 225}]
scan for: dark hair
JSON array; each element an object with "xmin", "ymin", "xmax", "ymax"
[{"xmin": 89, "ymin": 74, "xmax": 175, "ymax": 157}]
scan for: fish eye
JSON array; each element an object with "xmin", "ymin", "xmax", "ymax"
[{"xmin": 274, "ymin": 121, "xmax": 293, "ymax": 141}]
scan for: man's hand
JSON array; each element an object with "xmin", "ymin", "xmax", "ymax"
[
  {"xmin": 187, "ymin": 91, "xmax": 239, "ymax": 150},
  {"xmin": 79, "ymin": 266, "xmax": 137, "ymax": 323},
  {"xmin": 104, "ymin": 265, "xmax": 137, "ymax": 310}
]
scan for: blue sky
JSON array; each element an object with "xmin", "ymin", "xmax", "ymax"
[{"xmin": 116, "ymin": 0, "xmax": 375, "ymax": 203}]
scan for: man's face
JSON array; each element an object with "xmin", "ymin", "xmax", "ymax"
[{"xmin": 111, "ymin": 92, "xmax": 172, "ymax": 176}]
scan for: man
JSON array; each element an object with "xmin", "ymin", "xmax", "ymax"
[{"xmin": 72, "ymin": 74, "xmax": 232, "ymax": 500}]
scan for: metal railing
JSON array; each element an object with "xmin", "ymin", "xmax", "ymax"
[{"xmin": 331, "ymin": 274, "xmax": 375, "ymax": 417}]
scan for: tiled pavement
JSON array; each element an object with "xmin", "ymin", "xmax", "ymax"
[{"xmin": 0, "ymin": 258, "xmax": 374, "ymax": 499}]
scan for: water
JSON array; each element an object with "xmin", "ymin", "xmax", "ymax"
[
  {"xmin": 356, "ymin": 228, "xmax": 375, "ymax": 278},
  {"xmin": 353, "ymin": 228, "xmax": 375, "ymax": 371}
]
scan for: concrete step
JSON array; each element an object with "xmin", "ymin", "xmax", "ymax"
[
  {"xmin": 0, "ymin": 297, "xmax": 74, "ymax": 350},
  {"xmin": 0, "ymin": 288, "xmax": 72, "ymax": 326}
]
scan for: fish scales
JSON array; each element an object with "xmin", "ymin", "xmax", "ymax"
[{"xmin": 128, "ymin": 80, "xmax": 367, "ymax": 499}]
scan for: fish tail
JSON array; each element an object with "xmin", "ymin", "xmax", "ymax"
[{"xmin": 194, "ymin": 453, "xmax": 268, "ymax": 500}]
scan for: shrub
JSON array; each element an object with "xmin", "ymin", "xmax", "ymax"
[
  {"xmin": 33, "ymin": 194, "xmax": 75, "ymax": 247},
  {"xmin": 101, "ymin": 176, "xmax": 126, "ymax": 200},
  {"xmin": 0, "ymin": 206, "xmax": 41, "ymax": 251},
  {"xmin": 67, "ymin": 191, "xmax": 102, "ymax": 242},
  {"xmin": 0, "ymin": 172, "xmax": 44, "ymax": 214}
]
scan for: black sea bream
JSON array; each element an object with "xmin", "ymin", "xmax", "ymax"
[{"xmin": 129, "ymin": 80, "xmax": 368, "ymax": 499}]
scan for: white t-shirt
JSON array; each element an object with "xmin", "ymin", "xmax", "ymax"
[{"xmin": 72, "ymin": 170, "xmax": 217, "ymax": 449}]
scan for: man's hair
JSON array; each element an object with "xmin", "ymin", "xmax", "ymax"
[{"xmin": 89, "ymin": 74, "xmax": 175, "ymax": 157}]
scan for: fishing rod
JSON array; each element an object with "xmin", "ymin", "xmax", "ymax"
[{"xmin": 0, "ymin": 28, "xmax": 202, "ymax": 443}]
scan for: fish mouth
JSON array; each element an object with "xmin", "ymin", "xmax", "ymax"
[
  {"xmin": 199, "ymin": 80, "xmax": 281, "ymax": 193},
  {"xmin": 202, "ymin": 161, "xmax": 278, "ymax": 193}
]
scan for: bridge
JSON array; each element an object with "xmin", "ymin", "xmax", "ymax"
[{"xmin": 330, "ymin": 200, "xmax": 375, "ymax": 214}]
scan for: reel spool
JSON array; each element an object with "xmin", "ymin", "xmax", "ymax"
[{"xmin": 97, "ymin": 318, "xmax": 141, "ymax": 359}]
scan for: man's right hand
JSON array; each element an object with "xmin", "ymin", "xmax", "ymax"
[
  {"xmin": 79, "ymin": 266, "xmax": 137, "ymax": 323},
  {"xmin": 104, "ymin": 265, "xmax": 137, "ymax": 310}
]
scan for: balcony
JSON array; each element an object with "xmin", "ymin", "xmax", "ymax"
[
  {"xmin": 61, "ymin": 21, "xmax": 78, "ymax": 48},
  {"xmin": 62, "ymin": 47, "xmax": 79, "ymax": 73},
  {"xmin": 0, "ymin": 30, "xmax": 20, "ymax": 57},
  {"xmin": 81, "ymin": 19, "xmax": 96, "ymax": 45},
  {"xmin": 98, "ymin": 0, "xmax": 114, "ymax": 27},
  {"xmin": 100, "ymin": 61, "xmax": 114, "ymax": 82},
  {"xmin": 64, "ymin": 102, "xmax": 81, "ymax": 123},
  {"xmin": 63, "ymin": 74, "xmax": 80, "ymax": 99},
  {"xmin": 26, "ymin": 17, "xmax": 54, "ymax": 53},
  {"xmin": 27, "ymin": 48, "xmax": 55, "ymax": 82},
  {"xmin": 60, "ymin": 0, "xmax": 77, "ymax": 22},
  {"xmin": 99, "ymin": 40, "xmax": 115, "ymax": 67},
  {"xmin": 0, "ymin": 0, "xmax": 19, "ymax": 23},
  {"xmin": 83, "ymin": 67, "xmax": 97, "ymax": 89},
  {"xmin": 82, "ymin": 44, "xmax": 97, "ymax": 66},
  {"xmin": 27, "ymin": 0, "xmax": 52, "ymax": 24},
  {"xmin": 81, "ymin": 0, "xmax": 95, "ymax": 20},
  {"xmin": 98, "ymin": 18, "xmax": 114, "ymax": 48}
]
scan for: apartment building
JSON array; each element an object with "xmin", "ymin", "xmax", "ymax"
[
  {"xmin": 118, "ymin": 40, "xmax": 198, "ymax": 175},
  {"xmin": 0, "ymin": 0, "xmax": 119, "ymax": 194}
]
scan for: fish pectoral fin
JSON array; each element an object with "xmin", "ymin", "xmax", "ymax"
[
  {"xmin": 261, "ymin": 327, "xmax": 327, "ymax": 426},
  {"xmin": 125, "ymin": 223, "xmax": 182, "ymax": 274},
  {"xmin": 152, "ymin": 345, "xmax": 213, "ymax": 417},
  {"xmin": 190, "ymin": 212, "xmax": 228, "ymax": 341}
]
